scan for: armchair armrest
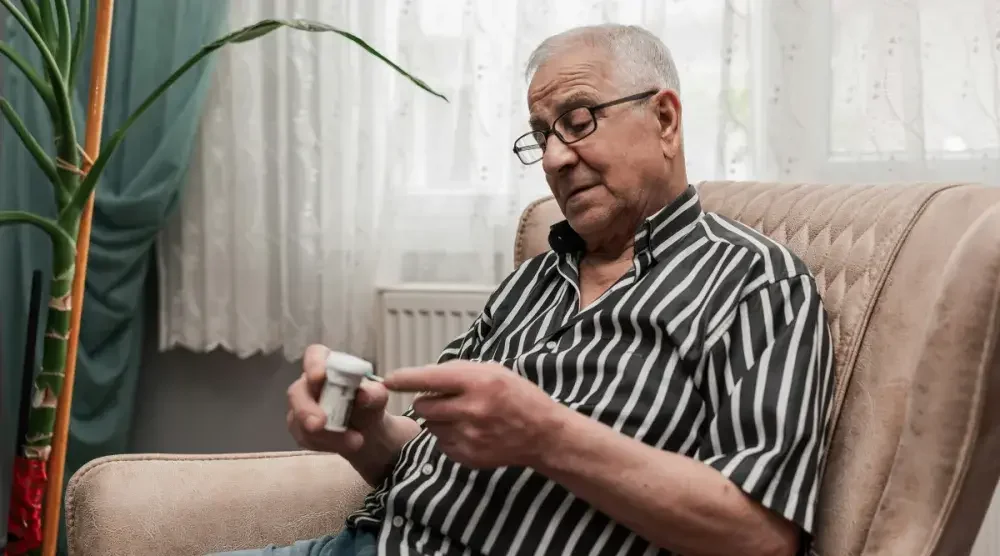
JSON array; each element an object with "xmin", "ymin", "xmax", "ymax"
[{"xmin": 65, "ymin": 451, "xmax": 370, "ymax": 556}]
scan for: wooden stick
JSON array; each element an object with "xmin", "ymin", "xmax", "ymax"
[{"xmin": 40, "ymin": 1, "xmax": 115, "ymax": 554}]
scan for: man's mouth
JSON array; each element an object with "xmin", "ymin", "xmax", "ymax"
[{"xmin": 565, "ymin": 184, "xmax": 598, "ymax": 202}]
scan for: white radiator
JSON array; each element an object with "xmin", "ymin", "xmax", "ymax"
[{"xmin": 375, "ymin": 283, "xmax": 493, "ymax": 414}]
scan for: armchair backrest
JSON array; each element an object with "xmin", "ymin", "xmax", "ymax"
[{"xmin": 514, "ymin": 181, "xmax": 1000, "ymax": 556}]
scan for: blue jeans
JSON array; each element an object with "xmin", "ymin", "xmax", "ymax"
[{"xmin": 209, "ymin": 527, "xmax": 378, "ymax": 556}]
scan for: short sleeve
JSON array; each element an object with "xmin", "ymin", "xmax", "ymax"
[{"xmin": 696, "ymin": 274, "xmax": 835, "ymax": 535}]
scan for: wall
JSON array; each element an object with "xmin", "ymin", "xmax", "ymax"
[
  {"xmin": 127, "ymin": 256, "xmax": 300, "ymax": 454},
  {"xmin": 130, "ymin": 337, "xmax": 299, "ymax": 455}
]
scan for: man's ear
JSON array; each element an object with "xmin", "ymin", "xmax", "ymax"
[{"xmin": 656, "ymin": 89, "xmax": 683, "ymax": 159}]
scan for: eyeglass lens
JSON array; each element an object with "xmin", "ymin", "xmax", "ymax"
[{"xmin": 514, "ymin": 107, "xmax": 597, "ymax": 164}]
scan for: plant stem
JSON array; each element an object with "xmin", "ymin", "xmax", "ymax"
[
  {"xmin": 24, "ymin": 240, "xmax": 75, "ymax": 462},
  {"xmin": 52, "ymin": 108, "xmax": 80, "ymax": 210},
  {"xmin": 0, "ymin": 217, "xmax": 78, "ymax": 456}
]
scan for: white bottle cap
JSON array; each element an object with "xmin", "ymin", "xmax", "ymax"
[{"xmin": 325, "ymin": 351, "xmax": 373, "ymax": 377}]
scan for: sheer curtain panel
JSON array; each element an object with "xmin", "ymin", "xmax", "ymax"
[{"xmin": 157, "ymin": 0, "xmax": 1000, "ymax": 361}]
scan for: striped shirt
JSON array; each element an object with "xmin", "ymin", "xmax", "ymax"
[{"xmin": 347, "ymin": 184, "xmax": 835, "ymax": 555}]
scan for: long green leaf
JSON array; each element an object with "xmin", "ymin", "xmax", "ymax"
[
  {"xmin": 0, "ymin": 0, "xmax": 76, "ymax": 172},
  {"xmin": 20, "ymin": 0, "xmax": 44, "ymax": 33},
  {"xmin": 0, "ymin": 98, "xmax": 62, "ymax": 187},
  {"xmin": 0, "ymin": 210, "xmax": 76, "ymax": 250},
  {"xmin": 54, "ymin": 0, "xmax": 71, "ymax": 72},
  {"xmin": 64, "ymin": 18, "xmax": 448, "ymax": 216},
  {"xmin": 219, "ymin": 20, "xmax": 448, "ymax": 102},
  {"xmin": 68, "ymin": 0, "xmax": 88, "ymax": 85},
  {"xmin": 2, "ymin": 0, "xmax": 70, "ymax": 105},
  {"xmin": 37, "ymin": 0, "xmax": 57, "ymax": 46},
  {"xmin": 0, "ymin": 39, "xmax": 56, "ymax": 110}
]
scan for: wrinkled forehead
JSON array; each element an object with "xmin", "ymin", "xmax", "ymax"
[{"xmin": 526, "ymin": 46, "xmax": 619, "ymax": 126}]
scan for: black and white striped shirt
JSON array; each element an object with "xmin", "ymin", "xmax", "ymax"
[{"xmin": 347, "ymin": 184, "xmax": 835, "ymax": 555}]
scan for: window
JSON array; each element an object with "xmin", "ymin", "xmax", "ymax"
[{"xmin": 766, "ymin": 0, "xmax": 1000, "ymax": 182}]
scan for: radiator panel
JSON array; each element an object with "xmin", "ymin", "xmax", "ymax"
[{"xmin": 375, "ymin": 284, "xmax": 492, "ymax": 414}]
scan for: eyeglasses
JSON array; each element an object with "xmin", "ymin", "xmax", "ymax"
[{"xmin": 512, "ymin": 89, "xmax": 658, "ymax": 165}]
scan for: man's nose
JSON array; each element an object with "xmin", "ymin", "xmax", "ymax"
[{"xmin": 541, "ymin": 134, "xmax": 578, "ymax": 175}]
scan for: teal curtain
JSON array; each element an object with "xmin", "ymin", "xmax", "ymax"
[
  {"xmin": 0, "ymin": 10, "xmax": 57, "ymax": 548},
  {"xmin": 1, "ymin": 2, "xmax": 229, "ymax": 551}
]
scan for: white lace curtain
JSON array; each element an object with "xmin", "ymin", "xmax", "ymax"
[{"xmin": 157, "ymin": 0, "xmax": 1000, "ymax": 361}]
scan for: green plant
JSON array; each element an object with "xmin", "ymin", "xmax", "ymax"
[{"xmin": 0, "ymin": 1, "xmax": 445, "ymax": 553}]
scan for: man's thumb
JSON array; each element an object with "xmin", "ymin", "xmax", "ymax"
[{"xmin": 356, "ymin": 381, "xmax": 389, "ymax": 411}]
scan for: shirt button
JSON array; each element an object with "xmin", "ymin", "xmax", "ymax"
[
  {"xmin": 545, "ymin": 341, "xmax": 557, "ymax": 351},
  {"xmin": 392, "ymin": 516, "xmax": 404, "ymax": 528},
  {"xmin": 422, "ymin": 463, "xmax": 434, "ymax": 475}
]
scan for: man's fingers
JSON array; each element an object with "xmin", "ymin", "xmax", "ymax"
[
  {"xmin": 355, "ymin": 381, "xmax": 389, "ymax": 410},
  {"xmin": 302, "ymin": 344, "xmax": 330, "ymax": 399},
  {"xmin": 412, "ymin": 391, "xmax": 466, "ymax": 421},
  {"xmin": 287, "ymin": 409, "xmax": 318, "ymax": 450},
  {"xmin": 287, "ymin": 374, "xmax": 326, "ymax": 431},
  {"xmin": 384, "ymin": 365, "xmax": 469, "ymax": 394},
  {"xmin": 339, "ymin": 430, "xmax": 365, "ymax": 452},
  {"xmin": 287, "ymin": 409, "xmax": 365, "ymax": 453}
]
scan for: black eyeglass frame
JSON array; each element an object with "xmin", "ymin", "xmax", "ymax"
[{"xmin": 512, "ymin": 89, "xmax": 659, "ymax": 165}]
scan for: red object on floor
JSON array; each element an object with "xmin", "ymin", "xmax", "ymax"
[{"xmin": 5, "ymin": 456, "xmax": 46, "ymax": 554}]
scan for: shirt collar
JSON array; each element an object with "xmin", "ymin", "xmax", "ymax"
[{"xmin": 547, "ymin": 184, "xmax": 703, "ymax": 261}]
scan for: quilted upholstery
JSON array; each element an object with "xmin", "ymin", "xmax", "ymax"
[{"xmin": 695, "ymin": 182, "xmax": 955, "ymax": 423}]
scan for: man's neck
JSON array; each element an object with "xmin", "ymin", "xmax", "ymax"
[
  {"xmin": 578, "ymin": 174, "xmax": 690, "ymax": 261},
  {"xmin": 583, "ymin": 236, "xmax": 635, "ymax": 266},
  {"xmin": 577, "ymin": 243, "xmax": 634, "ymax": 309}
]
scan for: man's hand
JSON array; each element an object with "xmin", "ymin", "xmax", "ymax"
[
  {"xmin": 286, "ymin": 344, "xmax": 389, "ymax": 455},
  {"xmin": 384, "ymin": 360, "xmax": 564, "ymax": 469},
  {"xmin": 287, "ymin": 344, "xmax": 420, "ymax": 485}
]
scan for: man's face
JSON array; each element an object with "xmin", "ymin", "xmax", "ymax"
[{"xmin": 527, "ymin": 47, "xmax": 681, "ymax": 246}]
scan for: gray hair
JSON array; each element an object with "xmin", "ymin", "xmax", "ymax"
[{"xmin": 525, "ymin": 24, "xmax": 681, "ymax": 94}]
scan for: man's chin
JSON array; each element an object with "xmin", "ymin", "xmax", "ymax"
[
  {"xmin": 560, "ymin": 190, "xmax": 617, "ymax": 235},
  {"xmin": 565, "ymin": 208, "xmax": 609, "ymax": 238}
]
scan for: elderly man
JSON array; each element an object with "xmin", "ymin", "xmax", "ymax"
[{"xmin": 218, "ymin": 22, "xmax": 834, "ymax": 556}]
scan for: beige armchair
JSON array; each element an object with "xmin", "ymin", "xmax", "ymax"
[{"xmin": 66, "ymin": 181, "xmax": 1000, "ymax": 555}]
